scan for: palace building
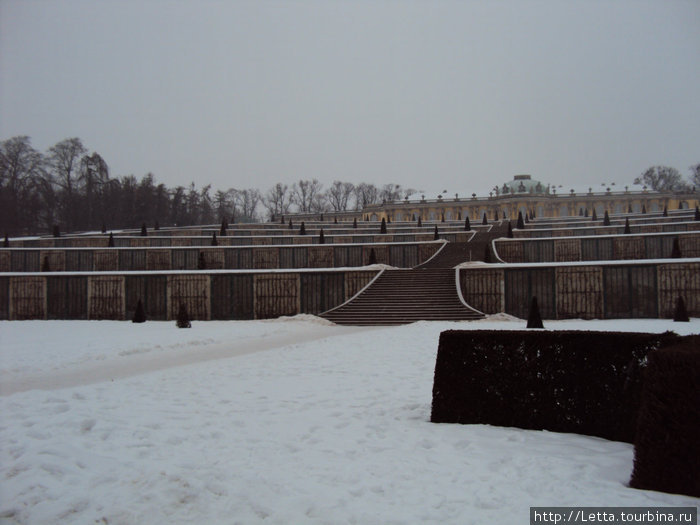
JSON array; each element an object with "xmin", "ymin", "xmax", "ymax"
[{"xmin": 359, "ymin": 175, "xmax": 698, "ymax": 222}]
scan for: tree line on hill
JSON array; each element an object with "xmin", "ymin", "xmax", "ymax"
[
  {"xmin": 0, "ymin": 136, "xmax": 416, "ymax": 236},
  {"xmin": 1, "ymin": 135, "xmax": 697, "ymax": 236}
]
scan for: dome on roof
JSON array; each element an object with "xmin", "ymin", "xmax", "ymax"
[{"xmin": 501, "ymin": 175, "xmax": 547, "ymax": 195}]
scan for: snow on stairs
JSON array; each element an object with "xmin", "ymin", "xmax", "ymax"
[{"xmin": 320, "ymin": 268, "xmax": 484, "ymax": 326}]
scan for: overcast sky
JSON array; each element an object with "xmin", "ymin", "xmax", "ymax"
[{"xmin": 1, "ymin": 0, "xmax": 698, "ymax": 197}]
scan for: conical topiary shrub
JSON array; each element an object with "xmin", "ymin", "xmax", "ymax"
[
  {"xmin": 517, "ymin": 211, "xmax": 524, "ymax": 229},
  {"xmin": 663, "ymin": 206, "xmax": 668, "ymax": 217},
  {"xmin": 289, "ymin": 219, "xmax": 293, "ymax": 230},
  {"xmin": 507, "ymin": 222, "xmax": 513, "ymax": 238},
  {"xmin": 483, "ymin": 244, "xmax": 491, "ymax": 263},
  {"xmin": 368, "ymin": 248, "xmax": 377, "ymax": 265},
  {"xmin": 482, "ymin": 213, "xmax": 487, "ymax": 225},
  {"xmin": 281, "ymin": 215, "xmax": 285, "ymax": 225},
  {"xmin": 464, "ymin": 217, "xmax": 471, "ymax": 231},
  {"xmin": 353, "ymin": 218, "xmax": 358, "ymax": 229},
  {"xmin": 624, "ymin": 218, "xmax": 631, "ymax": 234},
  {"xmin": 299, "ymin": 221, "xmax": 307, "ymax": 235},
  {"xmin": 526, "ymin": 296, "xmax": 544, "ymax": 329},
  {"xmin": 380, "ymin": 217, "xmax": 387, "ymax": 234},
  {"xmin": 211, "ymin": 232, "xmax": 218, "ymax": 246},
  {"xmin": 417, "ymin": 217, "xmax": 422, "ymax": 227},
  {"xmin": 695, "ymin": 206, "xmax": 700, "ymax": 221},
  {"xmin": 108, "ymin": 232, "xmax": 115, "ymax": 247},
  {"xmin": 319, "ymin": 228, "xmax": 325, "ymax": 244},
  {"xmin": 220, "ymin": 218, "xmax": 228, "ymax": 236},
  {"xmin": 176, "ymin": 303, "xmax": 191, "ymax": 328},
  {"xmin": 673, "ymin": 296, "xmax": 689, "ymax": 322},
  {"xmin": 198, "ymin": 252, "xmax": 206, "ymax": 270},
  {"xmin": 140, "ymin": 223, "xmax": 147, "ymax": 236},
  {"xmin": 603, "ymin": 210, "xmax": 611, "ymax": 226},
  {"xmin": 592, "ymin": 209, "xmax": 598, "ymax": 221},
  {"xmin": 132, "ymin": 299, "xmax": 147, "ymax": 323},
  {"xmin": 433, "ymin": 225, "xmax": 439, "ymax": 240},
  {"xmin": 671, "ymin": 237, "xmax": 681, "ymax": 258},
  {"xmin": 441, "ymin": 214, "xmax": 445, "ymax": 223},
  {"xmin": 641, "ymin": 205, "xmax": 646, "ymax": 214},
  {"xmin": 584, "ymin": 209, "xmax": 589, "ymax": 218},
  {"xmin": 334, "ymin": 217, "xmax": 338, "ymax": 224}
]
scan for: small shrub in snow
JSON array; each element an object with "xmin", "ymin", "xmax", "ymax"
[
  {"xmin": 176, "ymin": 303, "xmax": 191, "ymax": 328},
  {"xmin": 526, "ymin": 296, "xmax": 544, "ymax": 329},
  {"xmin": 368, "ymin": 248, "xmax": 377, "ymax": 265},
  {"xmin": 132, "ymin": 299, "xmax": 147, "ymax": 323},
  {"xmin": 673, "ymin": 296, "xmax": 689, "ymax": 322}
]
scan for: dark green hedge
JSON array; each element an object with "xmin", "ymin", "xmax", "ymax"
[
  {"xmin": 430, "ymin": 330, "xmax": 691, "ymax": 443},
  {"xmin": 630, "ymin": 341, "xmax": 700, "ymax": 497}
]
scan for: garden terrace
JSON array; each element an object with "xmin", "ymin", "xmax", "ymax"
[
  {"xmin": 0, "ymin": 240, "xmax": 445, "ymax": 272},
  {"xmin": 5, "ymin": 222, "xmax": 479, "ymax": 248},
  {"xmin": 493, "ymin": 231, "xmax": 700, "ymax": 263},
  {"xmin": 0, "ymin": 268, "xmax": 380, "ymax": 321},
  {"xmin": 458, "ymin": 259, "xmax": 700, "ymax": 320}
]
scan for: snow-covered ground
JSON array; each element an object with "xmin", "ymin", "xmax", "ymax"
[{"xmin": 1, "ymin": 316, "xmax": 698, "ymax": 524}]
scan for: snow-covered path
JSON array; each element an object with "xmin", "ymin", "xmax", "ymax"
[
  {"xmin": 1, "ymin": 319, "xmax": 374, "ymax": 395},
  {"xmin": 1, "ymin": 317, "xmax": 698, "ymax": 524}
]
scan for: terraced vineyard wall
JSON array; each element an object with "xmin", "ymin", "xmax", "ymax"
[
  {"xmin": 459, "ymin": 260, "xmax": 700, "ymax": 320},
  {"xmin": 0, "ymin": 241, "xmax": 443, "ymax": 272},
  {"xmin": 0, "ymin": 269, "xmax": 380, "ymax": 321},
  {"xmin": 494, "ymin": 232, "xmax": 700, "ymax": 263}
]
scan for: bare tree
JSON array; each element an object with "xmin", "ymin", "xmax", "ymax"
[
  {"xmin": 310, "ymin": 191, "xmax": 329, "ymax": 213},
  {"xmin": 263, "ymin": 183, "xmax": 292, "ymax": 220},
  {"xmin": 689, "ymin": 163, "xmax": 700, "ymax": 188},
  {"xmin": 634, "ymin": 166, "xmax": 686, "ymax": 192},
  {"xmin": 78, "ymin": 152, "xmax": 110, "ymax": 229},
  {"xmin": 326, "ymin": 180, "xmax": 355, "ymax": 211},
  {"xmin": 0, "ymin": 136, "xmax": 45, "ymax": 234},
  {"xmin": 199, "ymin": 184, "xmax": 214, "ymax": 224},
  {"xmin": 235, "ymin": 188, "xmax": 262, "ymax": 221},
  {"xmin": 214, "ymin": 189, "xmax": 236, "ymax": 222},
  {"xmin": 290, "ymin": 179, "xmax": 323, "ymax": 212},
  {"xmin": 48, "ymin": 137, "xmax": 87, "ymax": 231},
  {"xmin": 354, "ymin": 182, "xmax": 379, "ymax": 210}
]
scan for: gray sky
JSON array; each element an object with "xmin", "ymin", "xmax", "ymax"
[{"xmin": 1, "ymin": 0, "xmax": 699, "ymax": 198}]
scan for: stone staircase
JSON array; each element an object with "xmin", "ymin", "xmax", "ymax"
[
  {"xmin": 320, "ymin": 268, "xmax": 484, "ymax": 325},
  {"xmin": 320, "ymin": 221, "xmax": 512, "ymax": 325}
]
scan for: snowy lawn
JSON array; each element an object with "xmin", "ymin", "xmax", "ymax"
[{"xmin": 1, "ymin": 316, "xmax": 698, "ymax": 524}]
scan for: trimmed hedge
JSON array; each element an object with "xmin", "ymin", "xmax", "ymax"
[
  {"xmin": 430, "ymin": 330, "xmax": 691, "ymax": 443},
  {"xmin": 630, "ymin": 341, "xmax": 700, "ymax": 497}
]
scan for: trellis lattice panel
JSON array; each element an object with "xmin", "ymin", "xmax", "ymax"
[
  {"xmin": 167, "ymin": 275, "xmax": 210, "ymax": 320},
  {"xmin": 657, "ymin": 262, "xmax": 700, "ymax": 318},
  {"xmin": 459, "ymin": 268, "xmax": 504, "ymax": 314},
  {"xmin": 254, "ymin": 273, "xmax": 300, "ymax": 319},
  {"xmin": 88, "ymin": 276, "xmax": 125, "ymax": 320},
  {"xmin": 555, "ymin": 266, "xmax": 603, "ymax": 319}
]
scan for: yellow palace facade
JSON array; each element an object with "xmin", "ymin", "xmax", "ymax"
[{"xmin": 362, "ymin": 175, "xmax": 699, "ymax": 222}]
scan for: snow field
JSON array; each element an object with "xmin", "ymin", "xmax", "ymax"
[{"xmin": 1, "ymin": 317, "xmax": 699, "ymax": 524}]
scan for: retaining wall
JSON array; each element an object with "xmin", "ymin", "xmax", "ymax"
[
  {"xmin": 459, "ymin": 260, "xmax": 700, "ymax": 320},
  {"xmin": 0, "ymin": 269, "xmax": 380, "ymax": 321}
]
